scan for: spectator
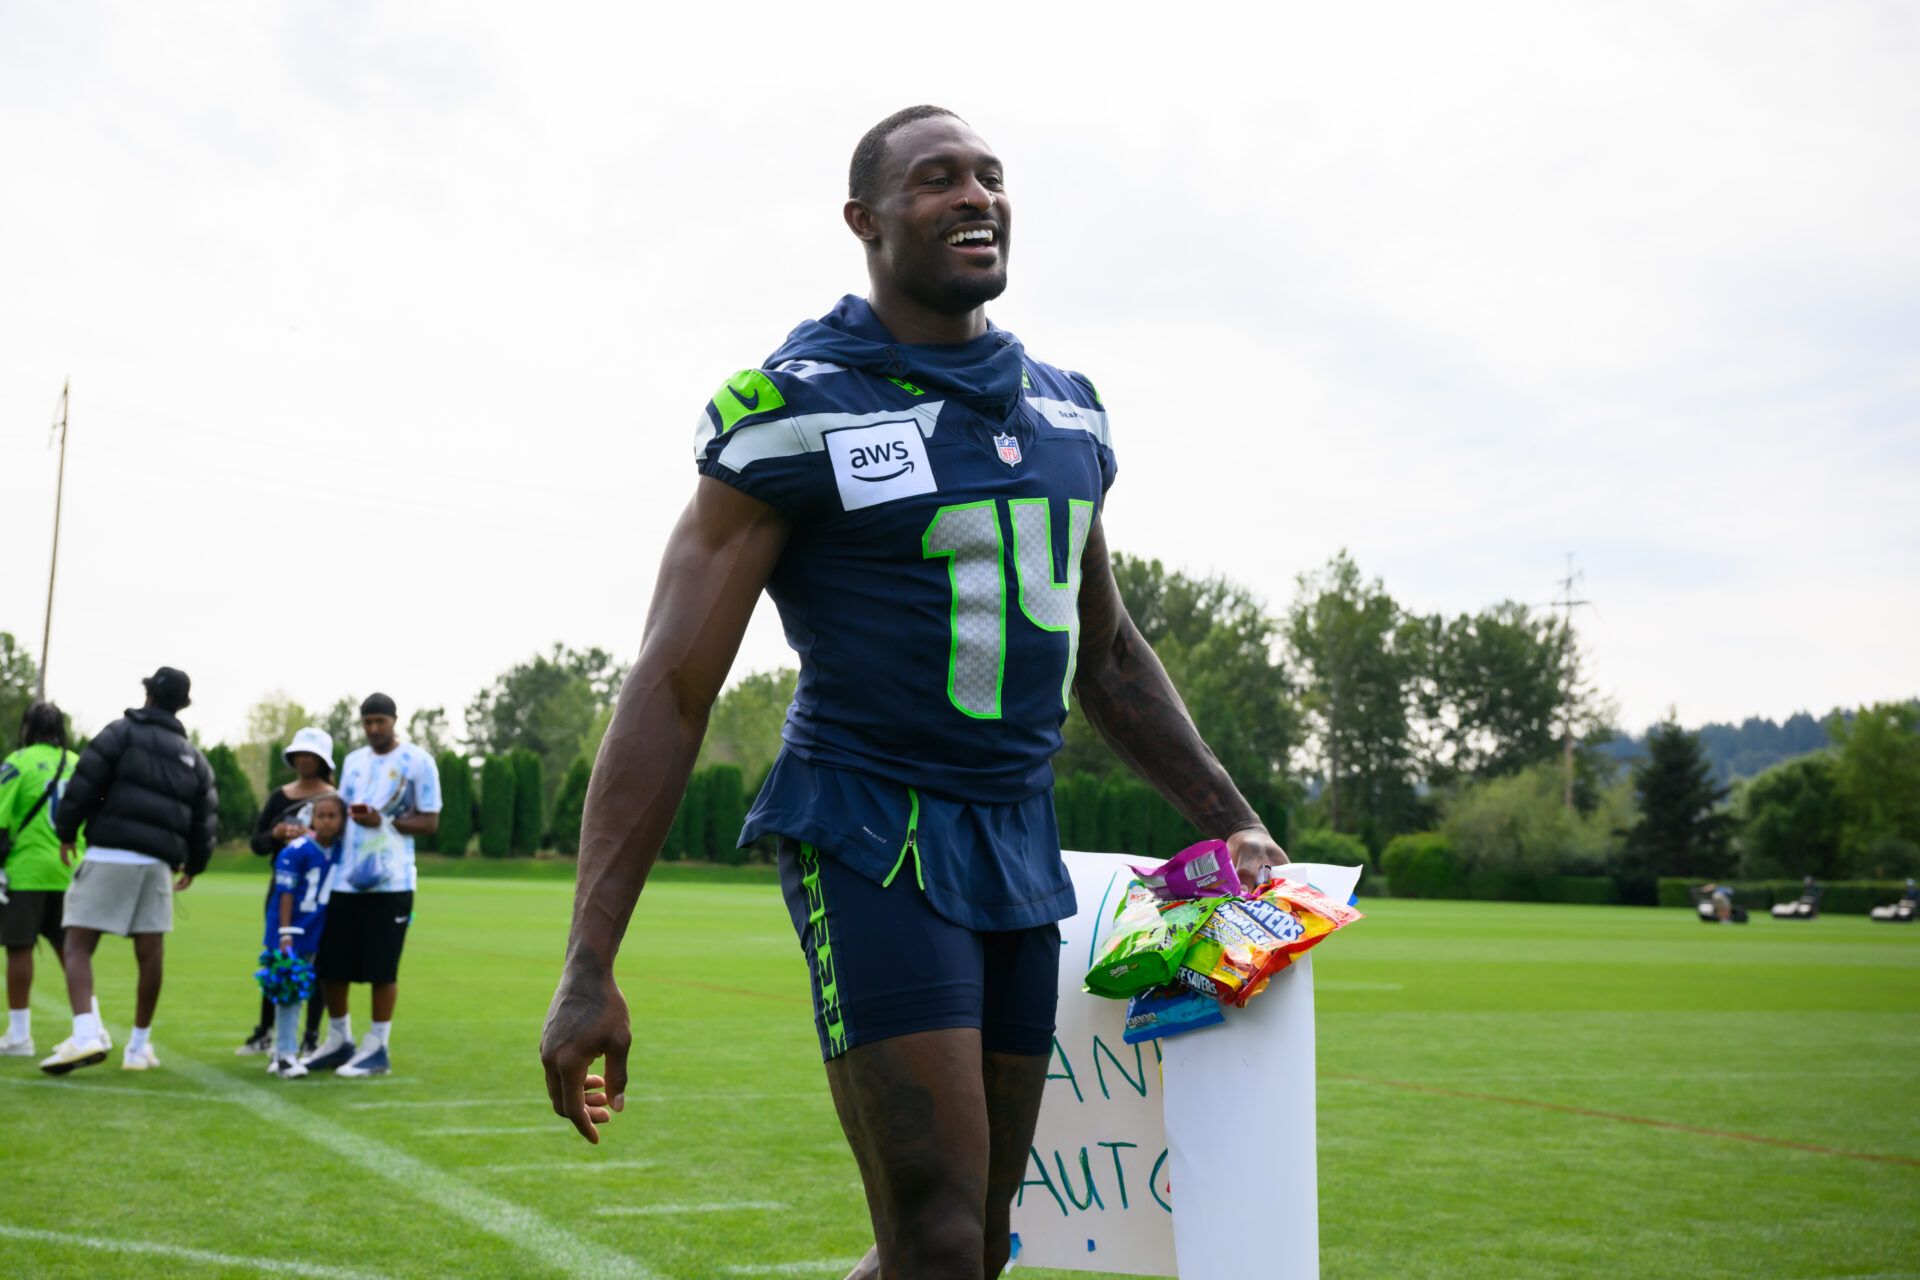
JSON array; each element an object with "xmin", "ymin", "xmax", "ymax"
[
  {"xmin": 235, "ymin": 726, "xmax": 336, "ymax": 1057},
  {"xmin": 41, "ymin": 667, "xmax": 216, "ymax": 1074},
  {"xmin": 304, "ymin": 693, "xmax": 440, "ymax": 1079},
  {"xmin": 0, "ymin": 703, "xmax": 84, "ymax": 1057},
  {"xmin": 263, "ymin": 792, "xmax": 346, "ymax": 1080}
]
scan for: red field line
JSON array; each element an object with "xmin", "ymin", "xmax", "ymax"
[{"xmin": 1327, "ymin": 1073, "xmax": 1920, "ymax": 1168}]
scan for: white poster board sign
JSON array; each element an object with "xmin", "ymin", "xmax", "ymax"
[
  {"xmin": 1011, "ymin": 851, "xmax": 1177, "ymax": 1276},
  {"xmin": 1012, "ymin": 855, "xmax": 1363, "ymax": 1279}
]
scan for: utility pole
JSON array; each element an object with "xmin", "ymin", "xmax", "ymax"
[
  {"xmin": 1552, "ymin": 554, "xmax": 1591, "ymax": 810},
  {"xmin": 38, "ymin": 380, "xmax": 69, "ymax": 701}
]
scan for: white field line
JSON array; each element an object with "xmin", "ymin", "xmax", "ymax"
[
  {"xmin": 476, "ymin": 1158, "xmax": 657, "ymax": 1174},
  {"xmin": 596, "ymin": 1200, "xmax": 787, "ymax": 1216},
  {"xmin": 167, "ymin": 1056, "xmax": 660, "ymax": 1280},
  {"xmin": 0, "ymin": 1224, "xmax": 386, "ymax": 1280},
  {"xmin": 723, "ymin": 1263, "xmax": 862, "ymax": 1277},
  {"xmin": 0, "ymin": 1074, "xmax": 235, "ymax": 1104},
  {"xmin": 423, "ymin": 1124, "xmax": 564, "ymax": 1136}
]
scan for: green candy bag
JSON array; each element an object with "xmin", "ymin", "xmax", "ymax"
[{"xmin": 1084, "ymin": 883, "xmax": 1221, "ymax": 999}]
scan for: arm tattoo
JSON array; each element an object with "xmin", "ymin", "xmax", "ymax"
[{"xmin": 1075, "ymin": 538, "xmax": 1263, "ymax": 838}]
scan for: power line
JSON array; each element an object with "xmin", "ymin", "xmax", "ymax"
[{"xmin": 38, "ymin": 379, "xmax": 69, "ymax": 702}]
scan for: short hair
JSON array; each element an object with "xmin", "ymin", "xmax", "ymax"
[
  {"xmin": 310, "ymin": 792, "xmax": 348, "ymax": 821},
  {"xmin": 19, "ymin": 702, "xmax": 66, "ymax": 750},
  {"xmin": 849, "ymin": 105, "xmax": 964, "ymax": 201}
]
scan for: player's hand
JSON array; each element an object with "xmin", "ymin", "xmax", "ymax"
[
  {"xmin": 60, "ymin": 842, "xmax": 76, "ymax": 868},
  {"xmin": 1226, "ymin": 826, "xmax": 1288, "ymax": 890},
  {"xmin": 540, "ymin": 962, "xmax": 631, "ymax": 1145},
  {"xmin": 349, "ymin": 806, "xmax": 381, "ymax": 828},
  {"xmin": 279, "ymin": 933, "xmax": 295, "ymax": 954},
  {"xmin": 273, "ymin": 821, "xmax": 302, "ymax": 842},
  {"xmin": 175, "ymin": 872, "xmax": 194, "ymax": 892}
]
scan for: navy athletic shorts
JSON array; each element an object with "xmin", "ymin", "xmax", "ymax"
[{"xmin": 776, "ymin": 838, "xmax": 1061, "ymax": 1061}]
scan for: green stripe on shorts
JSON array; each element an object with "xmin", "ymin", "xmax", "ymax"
[{"xmin": 797, "ymin": 843, "xmax": 848, "ymax": 1058}]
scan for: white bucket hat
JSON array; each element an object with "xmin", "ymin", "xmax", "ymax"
[{"xmin": 283, "ymin": 726, "xmax": 336, "ymax": 774}]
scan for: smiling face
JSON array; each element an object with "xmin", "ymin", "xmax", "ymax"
[{"xmin": 847, "ymin": 115, "xmax": 1010, "ymax": 319}]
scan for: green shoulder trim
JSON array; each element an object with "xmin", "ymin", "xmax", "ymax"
[
  {"xmin": 711, "ymin": 369, "xmax": 787, "ymax": 433},
  {"xmin": 886, "ymin": 375, "xmax": 925, "ymax": 396}
]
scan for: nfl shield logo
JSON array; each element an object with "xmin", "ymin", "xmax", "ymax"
[{"xmin": 994, "ymin": 433, "xmax": 1023, "ymax": 467}]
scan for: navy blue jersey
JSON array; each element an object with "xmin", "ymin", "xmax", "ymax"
[
  {"xmin": 265, "ymin": 835, "xmax": 338, "ymax": 955},
  {"xmin": 696, "ymin": 296, "xmax": 1115, "ymax": 805},
  {"xmin": 696, "ymin": 297, "xmax": 1114, "ymax": 930}
]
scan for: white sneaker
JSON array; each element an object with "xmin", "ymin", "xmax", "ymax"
[
  {"xmin": 39, "ymin": 1034, "xmax": 110, "ymax": 1075},
  {"xmin": 0, "ymin": 1031, "xmax": 34, "ymax": 1057},
  {"xmin": 302, "ymin": 1032, "xmax": 355, "ymax": 1071},
  {"xmin": 335, "ymin": 1043, "xmax": 390, "ymax": 1077},
  {"xmin": 275, "ymin": 1055, "xmax": 308, "ymax": 1080},
  {"xmin": 121, "ymin": 1043, "xmax": 161, "ymax": 1071}
]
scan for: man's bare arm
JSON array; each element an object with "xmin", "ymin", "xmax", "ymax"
[
  {"xmin": 540, "ymin": 476, "xmax": 791, "ymax": 1141},
  {"xmin": 1073, "ymin": 519, "xmax": 1287, "ymax": 881}
]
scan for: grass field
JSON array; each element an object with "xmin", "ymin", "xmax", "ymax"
[{"xmin": 1, "ymin": 867, "xmax": 1915, "ymax": 1279}]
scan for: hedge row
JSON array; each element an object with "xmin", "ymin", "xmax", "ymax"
[
  {"xmin": 1654, "ymin": 877, "xmax": 1914, "ymax": 914},
  {"xmin": 1381, "ymin": 832, "xmax": 1623, "ymax": 904}
]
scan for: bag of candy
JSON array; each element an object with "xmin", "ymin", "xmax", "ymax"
[
  {"xmin": 1084, "ymin": 883, "xmax": 1221, "ymax": 999},
  {"xmin": 1123, "ymin": 982, "xmax": 1226, "ymax": 1044},
  {"xmin": 1129, "ymin": 840, "xmax": 1244, "ymax": 901},
  {"xmin": 1176, "ymin": 876, "xmax": 1365, "ymax": 1007}
]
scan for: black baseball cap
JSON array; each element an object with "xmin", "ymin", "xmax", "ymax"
[
  {"xmin": 142, "ymin": 666, "xmax": 192, "ymax": 711},
  {"xmin": 360, "ymin": 692, "xmax": 398, "ymax": 719}
]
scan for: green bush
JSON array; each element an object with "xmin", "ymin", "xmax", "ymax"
[
  {"xmin": 549, "ymin": 755, "xmax": 591, "ymax": 855},
  {"xmin": 266, "ymin": 741, "xmax": 295, "ymax": 793},
  {"xmin": 704, "ymin": 763, "xmax": 748, "ymax": 865},
  {"xmin": 679, "ymin": 770, "xmax": 711, "ymax": 861},
  {"xmin": 511, "ymin": 749, "xmax": 545, "ymax": 855},
  {"xmin": 206, "ymin": 744, "xmax": 259, "ymax": 843},
  {"xmin": 437, "ymin": 752, "xmax": 474, "ymax": 857},
  {"xmin": 1290, "ymin": 827, "xmax": 1370, "ymax": 868},
  {"xmin": 1381, "ymin": 832, "xmax": 1465, "ymax": 898},
  {"xmin": 479, "ymin": 756, "xmax": 515, "ymax": 858}
]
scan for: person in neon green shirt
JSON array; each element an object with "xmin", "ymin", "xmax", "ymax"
[{"xmin": 0, "ymin": 703, "xmax": 85, "ymax": 1055}]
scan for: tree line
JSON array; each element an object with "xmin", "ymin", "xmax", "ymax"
[{"xmin": 6, "ymin": 542, "xmax": 1914, "ymax": 893}]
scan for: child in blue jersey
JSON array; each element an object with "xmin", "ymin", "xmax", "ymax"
[{"xmin": 265, "ymin": 794, "xmax": 344, "ymax": 1078}]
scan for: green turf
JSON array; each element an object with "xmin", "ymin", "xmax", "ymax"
[{"xmin": 0, "ymin": 873, "xmax": 1914, "ymax": 1278}]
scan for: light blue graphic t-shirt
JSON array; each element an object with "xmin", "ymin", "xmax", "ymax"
[{"xmin": 335, "ymin": 742, "xmax": 442, "ymax": 894}]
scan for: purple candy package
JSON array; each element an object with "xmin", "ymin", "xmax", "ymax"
[{"xmin": 1130, "ymin": 840, "xmax": 1245, "ymax": 902}]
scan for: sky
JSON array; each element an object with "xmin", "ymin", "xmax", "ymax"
[{"xmin": 1, "ymin": 0, "xmax": 1915, "ymax": 747}]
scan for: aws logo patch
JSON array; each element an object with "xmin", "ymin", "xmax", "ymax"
[{"xmin": 825, "ymin": 420, "xmax": 936, "ymax": 511}]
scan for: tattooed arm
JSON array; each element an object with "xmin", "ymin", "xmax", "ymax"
[
  {"xmin": 1073, "ymin": 518, "xmax": 1288, "ymax": 884},
  {"xmin": 540, "ymin": 477, "xmax": 790, "ymax": 1143}
]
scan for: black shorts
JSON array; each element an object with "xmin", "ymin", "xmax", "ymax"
[
  {"xmin": 777, "ymin": 838, "xmax": 1060, "ymax": 1062},
  {"xmin": 1, "ymin": 889, "xmax": 65, "ymax": 951},
  {"xmin": 316, "ymin": 890, "xmax": 413, "ymax": 984}
]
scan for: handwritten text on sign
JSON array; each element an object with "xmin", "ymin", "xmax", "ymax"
[{"xmin": 1009, "ymin": 851, "xmax": 1177, "ymax": 1277}]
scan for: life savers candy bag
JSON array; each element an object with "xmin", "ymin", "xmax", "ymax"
[
  {"xmin": 1123, "ymin": 982, "xmax": 1226, "ymax": 1044},
  {"xmin": 1129, "ymin": 840, "xmax": 1244, "ymax": 901},
  {"xmin": 1084, "ymin": 883, "xmax": 1221, "ymax": 999},
  {"xmin": 1175, "ymin": 878, "xmax": 1365, "ymax": 1008}
]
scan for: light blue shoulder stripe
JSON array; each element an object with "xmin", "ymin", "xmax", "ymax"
[{"xmin": 1026, "ymin": 396, "xmax": 1111, "ymax": 449}]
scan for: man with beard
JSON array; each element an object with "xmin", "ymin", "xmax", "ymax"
[{"xmin": 541, "ymin": 106, "xmax": 1287, "ymax": 1277}]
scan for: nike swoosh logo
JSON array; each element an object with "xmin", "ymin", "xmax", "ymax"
[
  {"xmin": 729, "ymin": 386, "xmax": 760, "ymax": 410},
  {"xmin": 852, "ymin": 461, "xmax": 914, "ymax": 482}
]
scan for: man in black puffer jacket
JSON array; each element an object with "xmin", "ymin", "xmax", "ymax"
[{"xmin": 40, "ymin": 667, "xmax": 216, "ymax": 1075}]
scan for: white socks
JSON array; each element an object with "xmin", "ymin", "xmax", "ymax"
[
  {"xmin": 8, "ymin": 1008, "xmax": 27, "ymax": 1039},
  {"xmin": 73, "ymin": 1011, "xmax": 102, "ymax": 1043},
  {"xmin": 330, "ymin": 1014, "xmax": 352, "ymax": 1043},
  {"xmin": 364, "ymin": 1020, "xmax": 391, "ymax": 1050},
  {"xmin": 127, "ymin": 1024, "xmax": 152, "ymax": 1054}
]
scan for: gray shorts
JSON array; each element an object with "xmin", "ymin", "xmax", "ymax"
[{"xmin": 63, "ymin": 858, "xmax": 173, "ymax": 936}]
